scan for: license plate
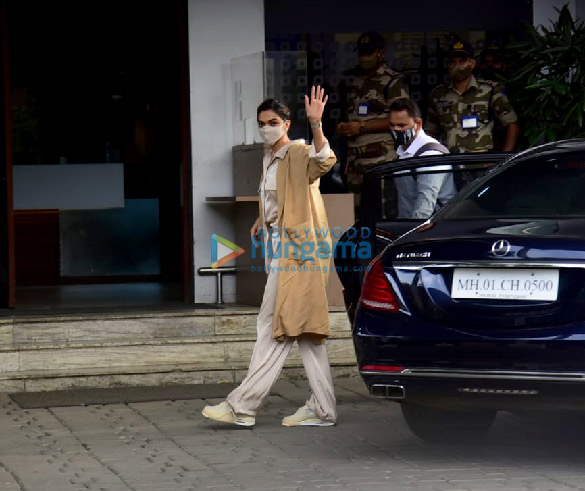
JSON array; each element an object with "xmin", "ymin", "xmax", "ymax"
[{"xmin": 451, "ymin": 268, "xmax": 559, "ymax": 301}]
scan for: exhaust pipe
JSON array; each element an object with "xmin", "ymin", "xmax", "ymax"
[{"xmin": 370, "ymin": 384, "xmax": 405, "ymax": 399}]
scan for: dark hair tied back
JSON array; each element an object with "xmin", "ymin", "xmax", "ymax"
[{"xmin": 257, "ymin": 99, "xmax": 291, "ymax": 121}]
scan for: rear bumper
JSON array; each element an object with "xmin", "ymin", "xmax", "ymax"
[
  {"xmin": 353, "ymin": 305, "xmax": 585, "ymax": 410},
  {"xmin": 361, "ymin": 367, "xmax": 585, "ymax": 382},
  {"xmin": 361, "ymin": 368, "xmax": 585, "ymax": 411},
  {"xmin": 353, "ymin": 328, "xmax": 585, "ymax": 374}
]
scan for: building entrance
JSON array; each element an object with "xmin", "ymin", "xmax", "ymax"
[{"xmin": 1, "ymin": 0, "xmax": 192, "ymax": 309}]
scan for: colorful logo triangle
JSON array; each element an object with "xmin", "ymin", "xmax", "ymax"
[{"xmin": 211, "ymin": 234, "xmax": 245, "ymax": 268}]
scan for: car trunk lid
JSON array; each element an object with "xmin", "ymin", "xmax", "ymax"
[{"xmin": 389, "ymin": 219, "xmax": 585, "ymax": 328}]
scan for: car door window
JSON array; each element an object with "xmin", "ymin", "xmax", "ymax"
[
  {"xmin": 356, "ymin": 153, "xmax": 510, "ymax": 246},
  {"xmin": 378, "ymin": 160, "xmax": 501, "ymax": 221}
]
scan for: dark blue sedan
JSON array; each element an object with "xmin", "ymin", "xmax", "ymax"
[{"xmin": 339, "ymin": 139, "xmax": 585, "ymax": 441}]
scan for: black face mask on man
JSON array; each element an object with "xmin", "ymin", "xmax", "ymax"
[{"xmin": 391, "ymin": 126, "xmax": 417, "ymax": 148}]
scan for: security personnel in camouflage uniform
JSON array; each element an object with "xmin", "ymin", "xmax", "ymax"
[
  {"xmin": 478, "ymin": 44, "xmax": 507, "ymax": 82},
  {"xmin": 425, "ymin": 40, "xmax": 519, "ymax": 154},
  {"xmin": 338, "ymin": 31, "xmax": 409, "ymax": 195},
  {"xmin": 477, "ymin": 44, "xmax": 510, "ymax": 151}
]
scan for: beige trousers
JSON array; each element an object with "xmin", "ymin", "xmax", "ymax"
[{"xmin": 227, "ymin": 257, "xmax": 337, "ymax": 422}]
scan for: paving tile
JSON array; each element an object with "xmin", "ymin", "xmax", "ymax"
[{"xmin": 1, "ymin": 379, "xmax": 585, "ymax": 490}]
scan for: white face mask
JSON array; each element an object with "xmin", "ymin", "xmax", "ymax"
[{"xmin": 259, "ymin": 122, "xmax": 286, "ymax": 145}]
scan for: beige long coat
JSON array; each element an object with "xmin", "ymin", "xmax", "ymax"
[{"xmin": 258, "ymin": 142, "xmax": 336, "ymax": 341}]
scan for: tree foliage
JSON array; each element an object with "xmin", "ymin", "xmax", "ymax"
[{"xmin": 505, "ymin": 5, "xmax": 585, "ymax": 148}]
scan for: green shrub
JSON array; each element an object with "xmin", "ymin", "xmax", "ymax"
[{"xmin": 505, "ymin": 5, "xmax": 585, "ymax": 148}]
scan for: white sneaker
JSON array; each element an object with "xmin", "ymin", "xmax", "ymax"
[
  {"xmin": 202, "ymin": 401, "xmax": 255, "ymax": 427},
  {"xmin": 282, "ymin": 402, "xmax": 336, "ymax": 427}
]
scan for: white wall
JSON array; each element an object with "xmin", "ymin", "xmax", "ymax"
[
  {"xmin": 533, "ymin": 0, "xmax": 579, "ymax": 28},
  {"xmin": 579, "ymin": 0, "xmax": 585, "ymax": 22},
  {"xmin": 188, "ymin": 0, "xmax": 265, "ymax": 303}
]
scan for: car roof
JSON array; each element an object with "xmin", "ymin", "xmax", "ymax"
[{"xmin": 510, "ymin": 138, "xmax": 585, "ymax": 157}]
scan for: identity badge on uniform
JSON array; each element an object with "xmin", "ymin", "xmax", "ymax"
[
  {"xmin": 357, "ymin": 103, "xmax": 369, "ymax": 116},
  {"xmin": 461, "ymin": 115, "xmax": 479, "ymax": 130}
]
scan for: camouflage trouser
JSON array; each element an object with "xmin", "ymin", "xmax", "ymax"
[{"xmin": 345, "ymin": 141, "xmax": 396, "ymax": 194}]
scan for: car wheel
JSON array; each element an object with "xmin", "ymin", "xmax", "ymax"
[{"xmin": 401, "ymin": 403, "xmax": 496, "ymax": 443}]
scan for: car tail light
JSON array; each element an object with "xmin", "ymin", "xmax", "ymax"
[
  {"xmin": 359, "ymin": 256, "xmax": 400, "ymax": 312},
  {"xmin": 361, "ymin": 365, "xmax": 404, "ymax": 372}
]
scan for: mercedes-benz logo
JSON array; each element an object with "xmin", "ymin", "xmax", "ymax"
[{"xmin": 491, "ymin": 239, "xmax": 511, "ymax": 257}]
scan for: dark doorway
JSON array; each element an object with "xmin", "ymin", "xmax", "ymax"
[
  {"xmin": 4, "ymin": 0, "xmax": 192, "ymax": 309},
  {"xmin": 0, "ymin": 0, "xmax": 15, "ymax": 308}
]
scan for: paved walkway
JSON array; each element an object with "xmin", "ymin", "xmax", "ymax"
[{"xmin": 0, "ymin": 378, "xmax": 584, "ymax": 491}]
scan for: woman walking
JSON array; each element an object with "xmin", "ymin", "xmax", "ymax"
[{"xmin": 202, "ymin": 86, "xmax": 337, "ymax": 427}]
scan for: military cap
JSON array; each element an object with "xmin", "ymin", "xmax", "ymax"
[
  {"xmin": 480, "ymin": 44, "xmax": 503, "ymax": 61},
  {"xmin": 448, "ymin": 40, "xmax": 474, "ymax": 58},
  {"xmin": 356, "ymin": 31, "xmax": 385, "ymax": 54}
]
